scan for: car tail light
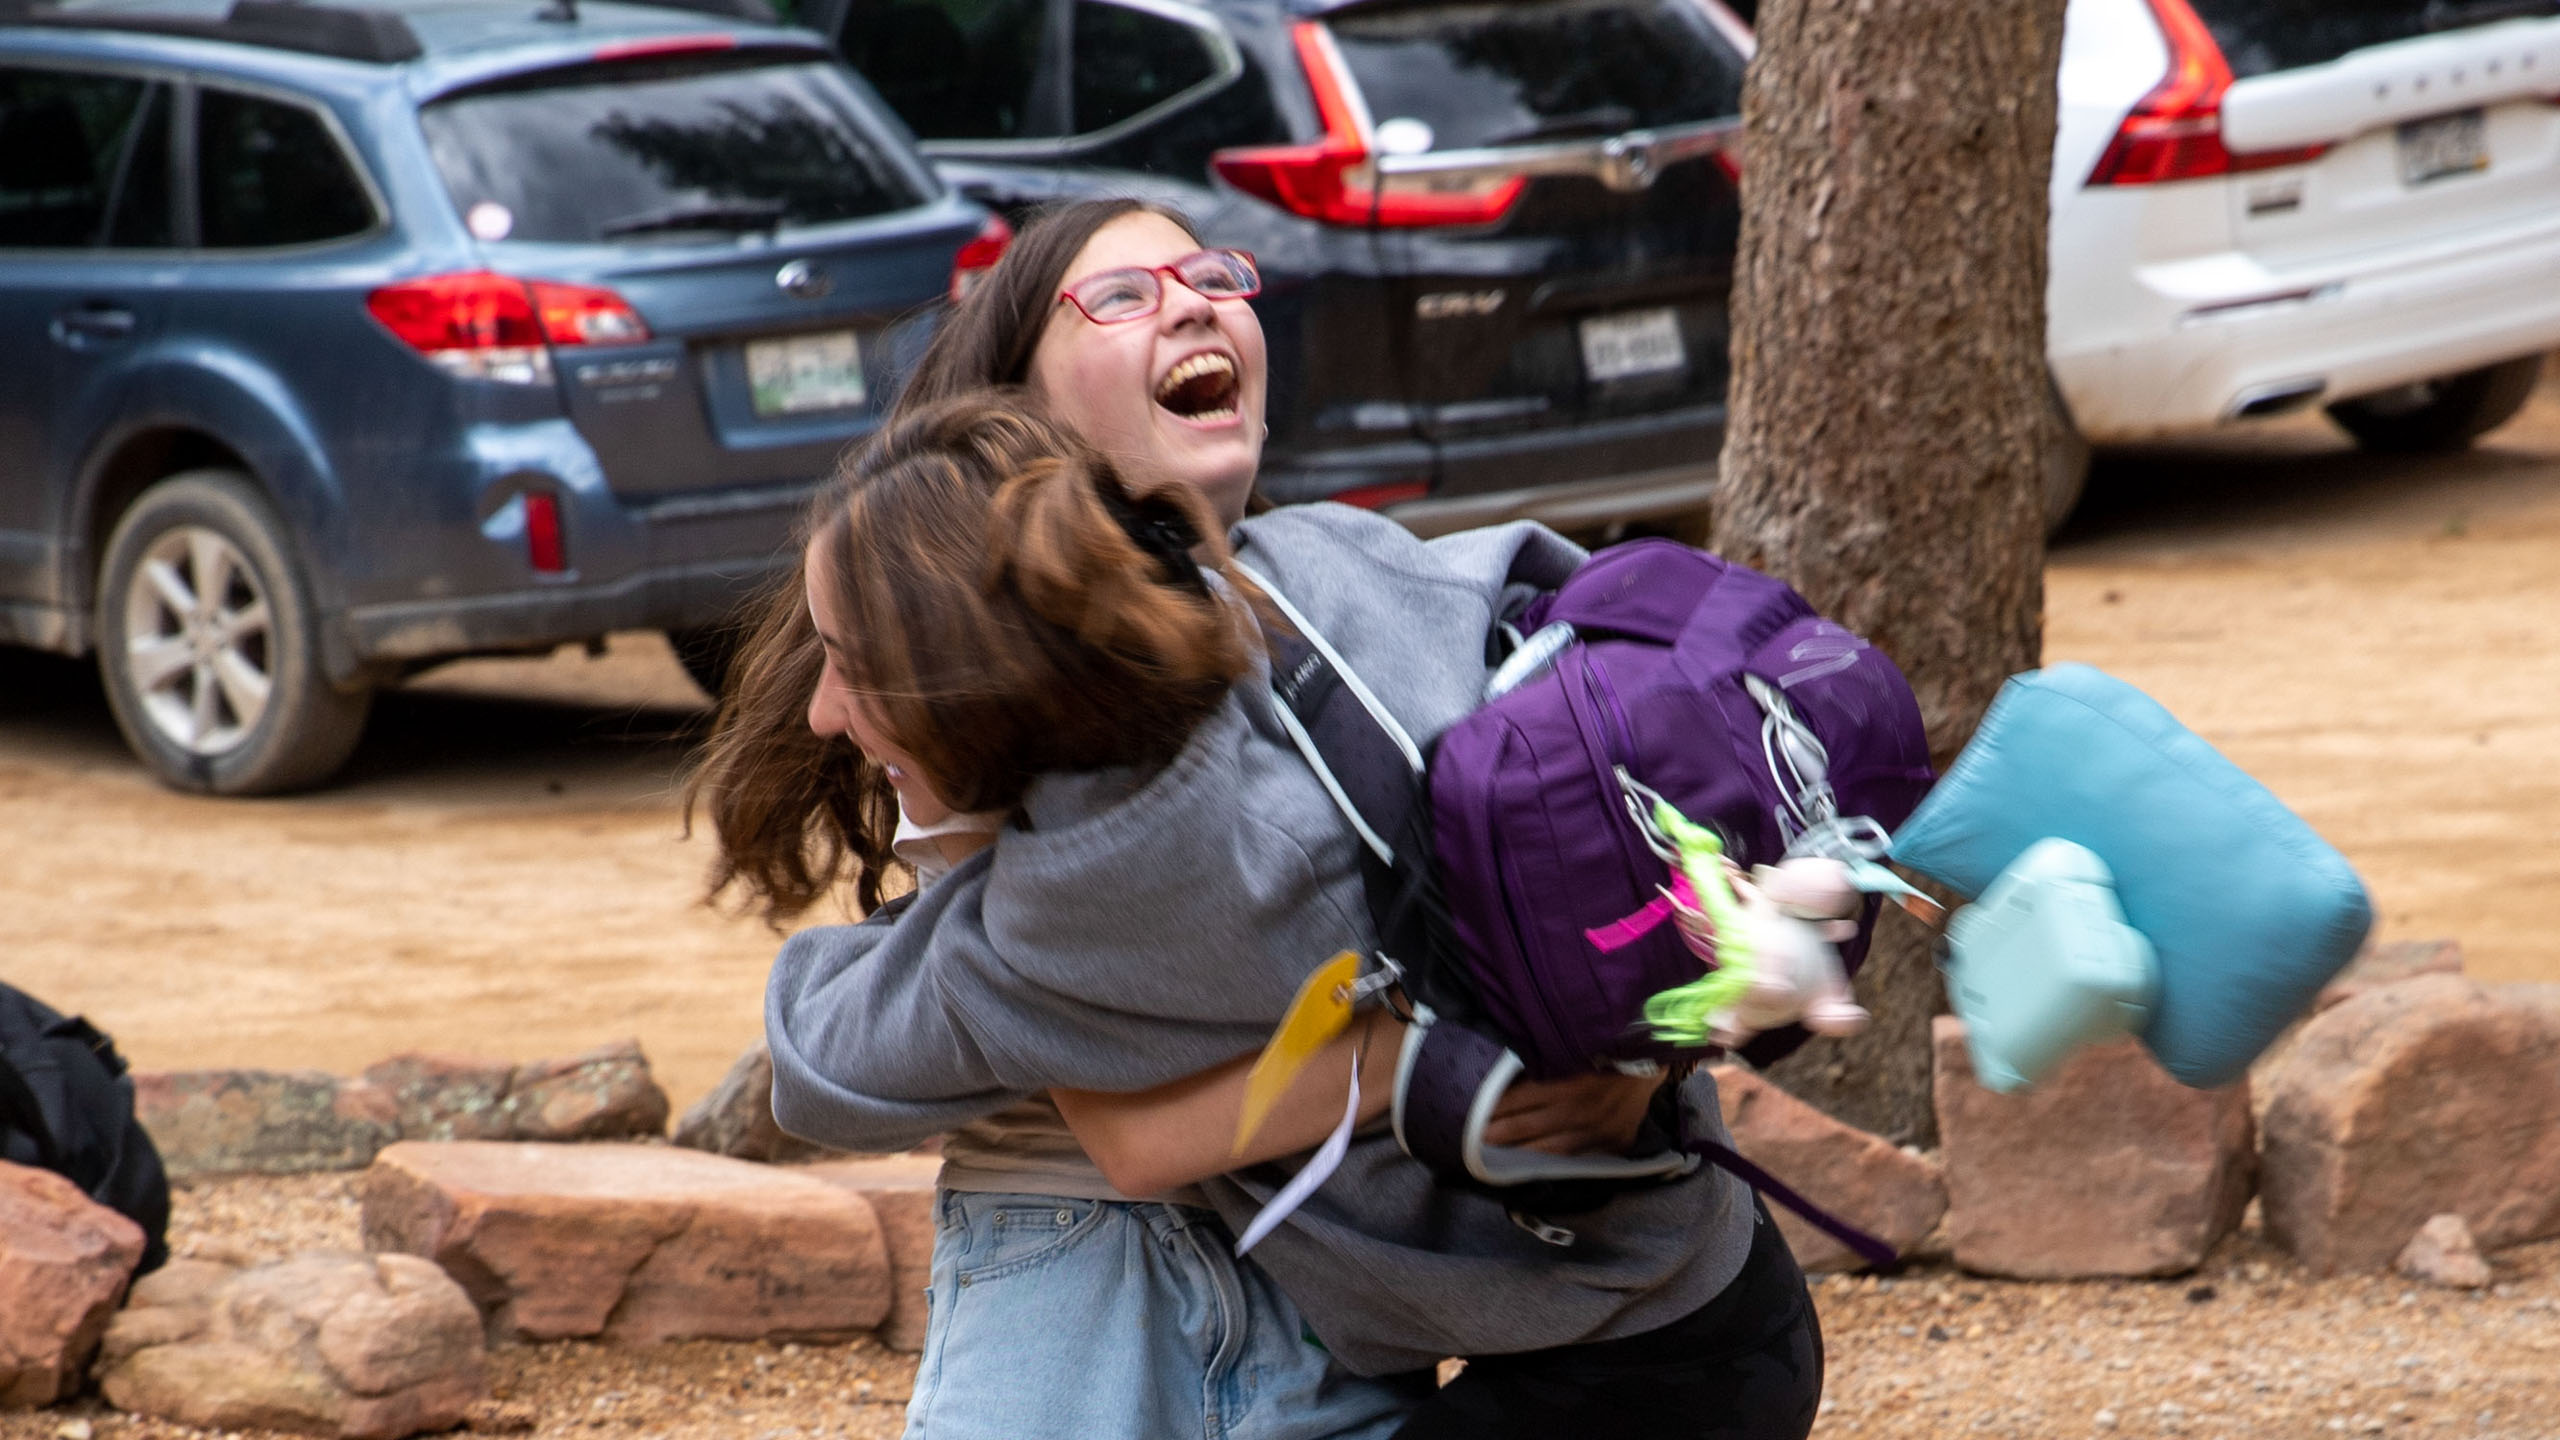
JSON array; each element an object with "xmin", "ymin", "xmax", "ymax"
[
  {"xmin": 589, "ymin": 34, "xmax": 739, "ymax": 63},
  {"xmin": 1210, "ymin": 22, "xmax": 1525, "ymax": 228},
  {"xmin": 366, "ymin": 271, "xmax": 649, "ymax": 384},
  {"xmin": 949, "ymin": 214, "xmax": 1013, "ymax": 302},
  {"xmin": 2087, "ymin": 0, "xmax": 2328, "ymax": 185},
  {"xmin": 1331, "ymin": 479, "xmax": 1430, "ymax": 510},
  {"xmin": 522, "ymin": 491, "xmax": 567, "ymax": 573}
]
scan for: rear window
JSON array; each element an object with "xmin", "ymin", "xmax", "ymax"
[
  {"xmin": 419, "ymin": 55, "xmax": 929, "ymax": 244},
  {"xmin": 1325, "ymin": 0, "xmax": 1745, "ymax": 153},
  {"xmin": 2189, "ymin": 0, "xmax": 2553, "ymax": 80}
]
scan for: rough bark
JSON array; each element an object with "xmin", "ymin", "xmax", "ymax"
[{"xmin": 1716, "ymin": 0, "xmax": 2067, "ymax": 1144}]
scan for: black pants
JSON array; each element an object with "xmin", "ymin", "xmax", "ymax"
[{"xmin": 1391, "ymin": 1202, "xmax": 1825, "ymax": 1440}]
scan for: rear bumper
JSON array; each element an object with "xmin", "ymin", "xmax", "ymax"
[
  {"xmin": 325, "ymin": 416, "xmax": 815, "ymax": 677},
  {"xmin": 1266, "ymin": 404, "xmax": 1725, "ymax": 537},
  {"xmin": 343, "ymin": 552, "xmax": 792, "ymax": 667},
  {"xmin": 2053, "ymin": 203, "xmax": 2560, "ymax": 441},
  {"xmin": 1384, "ymin": 459, "xmax": 1718, "ymax": 539}
]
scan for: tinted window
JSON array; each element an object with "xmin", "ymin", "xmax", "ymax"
[
  {"xmin": 0, "ymin": 66, "xmax": 149, "ymax": 248},
  {"xmin": 421, "ymin": 57, "xmax": 929, "ymax": 244},
  {"xmin": 1327, "ymin": 0, "xmax": 1745, "ymax": 152},
  {"xmin": 199, "ymin": 89, "xmax": 376, "ymax": 248},
  {"xmin": 105, "ymin": 85, "xmax": 174, "ymax": 248},
  {"xmin": 2187, "ymin": 0, "xmax": 2533, "ymax": 79},
  {"xmin": 1072, "ymin": 1, "xmax": 1218, "ymax": 133},
  {"xmin": 841, "ymin": 0, "xmax": 1056, "ymax": 140}
]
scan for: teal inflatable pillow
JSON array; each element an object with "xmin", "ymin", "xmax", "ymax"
[{"xmin": 1889, "ymin": 664, "xmax": 2372, "ymax": 1090}]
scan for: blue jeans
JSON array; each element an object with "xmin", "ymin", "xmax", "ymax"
[{"xmin": 905, "ymin": 1190, "xmax": 1428, "ymax": 1440}]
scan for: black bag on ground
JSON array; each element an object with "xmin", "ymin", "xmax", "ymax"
[{"xmin": 0, "ymin": 981, "xmax": 170, "ymax": 1272}]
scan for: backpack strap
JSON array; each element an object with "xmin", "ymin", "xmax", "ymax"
[{"xmin": 1232, "ymin": 560, "xmax": 1450, "ymax": 998}]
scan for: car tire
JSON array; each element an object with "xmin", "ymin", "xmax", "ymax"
[
  {"xmin": 668, "ymin": 624, "xmax": 740, "ymax": 702},
  {"xmin": 94, "ymin": 470, "xmax": 371, "ymax": 795},
  {"xmin": 2043, "ymin": 376, "xmax": 2092, "ymax": 538},
  {"xmin": 2324, "ymin": 355, "xmax": 2544, "ymax": 454}
]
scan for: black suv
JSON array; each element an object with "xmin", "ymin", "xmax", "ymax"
[{"xmin": 800, "ymin": 0, "xmax": 1752, "ymax": 536}]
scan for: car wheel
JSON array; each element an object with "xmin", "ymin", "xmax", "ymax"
[
  {"xmin": 95, "ymin": 470, "xmax": 371, "ymax": 795},
  {"xmin": 2043, "ymin": 376, "xmax": 2092, "ymax": 538},
  {"xmin": 668, "ymin": 624, "xmax": 740, "ymax": 702},
  {"xmin": 2324, "ymin": 355, "xmax": 2544, "ymax": 454}
]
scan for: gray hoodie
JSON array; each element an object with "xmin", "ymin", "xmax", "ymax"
[{"xmin": 766, "ymin": 503, "xmax": 1754, "ymax": 1376}]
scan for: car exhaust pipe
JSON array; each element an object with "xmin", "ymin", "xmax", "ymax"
[{"xmin": 2226, "ymin": 378, "xmax": 2327, "ymax": 420}]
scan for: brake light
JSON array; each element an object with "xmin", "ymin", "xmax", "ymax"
[
  {"xmin": 522, "ymin": 491, "xmax": 567, "ymax": 573},
  {"xmin": 1210, "ymin": 22, "xmax": 1524, "ymax": 228},
  {"xmin": 366, "ymin": 271, "xmax": 648, "ymax": 384},
  {"xmin": 2087, "ymin": 0, "xmax": 2327, "ymax": 185},
  {"xmin": 1331, "ymin": 479, "xmax": 1430, "ymax": 510},
  {"xmin": 949, "ymin": 214, "xmax": 1013, "ymax": 303},
  {"xmin": 589, "ymin": 34, "xmax": 740, "ymax": 63}
]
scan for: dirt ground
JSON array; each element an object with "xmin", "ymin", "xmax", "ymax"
[
  {"xmin": 4, "ymin": 383, "xmax": 2559, "ymax": 1440},
  {"xmin": 4, "ymin": 1176, "xmax": 2558, "ymax": 1440},
  {"xmin": 6, "ymin": 386, "xmax": 2557, "ymax": 1112}
]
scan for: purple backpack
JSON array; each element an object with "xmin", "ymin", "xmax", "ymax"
[
  {"xmin": 1432, "ymin": 540, "xmax": 1934, "ymax": 1077},
  {"xmin": 1251, "ymin": 540, "xmax": 1931, "ymax": 1256}
]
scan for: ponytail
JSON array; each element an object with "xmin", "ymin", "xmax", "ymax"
[{"xmin": 686, "ymin": 392, "xmax": 1263, "ymax": 922}]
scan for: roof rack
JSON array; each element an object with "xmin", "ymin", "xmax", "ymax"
[{"xmin": 0, "ymin": 0, "xmax": 425, "ymax": 63}]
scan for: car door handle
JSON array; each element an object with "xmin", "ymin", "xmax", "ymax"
[{"xmin": 51, "ymin": 303, "xmax": 138, "ymax": 347}]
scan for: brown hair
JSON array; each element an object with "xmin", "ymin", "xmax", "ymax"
[
  {"xmin": 902, "ymin": 198, "xmax": 1200, "ymax": 410},
  {"xmin": 685, "ymin": 199, "xmax": 1249, "ymax": 923},
  {"xmin": 687, "ymin": 391, "xmax": 1259, "ymax": 923}
]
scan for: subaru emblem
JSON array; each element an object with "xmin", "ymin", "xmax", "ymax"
[{"xmin": 776, "ymin": 260, "xmax": 831, "ymax": 300}]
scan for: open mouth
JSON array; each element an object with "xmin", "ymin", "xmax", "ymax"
[{"xmin": 1154, "ymin": 352, "xmax": 1241, "ymax": 424}]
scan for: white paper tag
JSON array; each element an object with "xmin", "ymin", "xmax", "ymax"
[{"xmin": 1234, "ymin": 1049, "xmax": 1361, "ymax": 1257}]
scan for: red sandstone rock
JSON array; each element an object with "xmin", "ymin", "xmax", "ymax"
[
  {"xmin": 2396, "ymin": 1213, "xmax": 2492, "ymax": 1290},
  {"xmin": 97, "ymin": 1250, "xmax": 485, "ymax": 1439},
  {"xmin": 1933, "ymin": 1018, "xmax": 2253, "ymax": 1279},
  {"xmin": 2315, "ymin": 938, "xmax": 2463, "ymax": 1012},
  {"xmin": 360, "ymin": 1055, "xmax": 516, "ymax": 1143},
  {"xmin": 134, "ymin": 1070, "xmax": 399, "ymax": 1178},
  {"xmin": 673, "ymin": 1042, "xmax": 834, "ymax": 1164},
  {"xmin": 0, "ymin": 1161, "xmax": 146, "ymax": 1407},
  {"xmin": 2259, "ymin": 974, "xmax": 2560, "ymax": 1275},
  {"xmin": 1709, "ymin": 1065, "xmax": 1944, "ymax": 1272},
  {"xmin": 499, "ymin": 1040, "xmax": 669, "ymax": 1142},
  {"xmin": 802, "ymin": 1154, "xmax": 942, "ymax": 1350},
  {"xmin": 357, "ymin": 1142, "xmax": 891, "ymax": 1343}
]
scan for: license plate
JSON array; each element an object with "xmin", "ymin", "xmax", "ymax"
[
  {"xmin": 2397, "ymin": 109, "xmax": 2487, "ymax": 187},
  {"xmin": 1580, "ymin": 308, "xmax": 1687, "ymax": 384},
  {"xmin": 746, "ymin": 330, "xmax": 866, "ymax": 417}
]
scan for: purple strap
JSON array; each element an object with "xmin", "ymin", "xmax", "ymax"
[
  {"xmin": 1399, "ymin": 1021, "xmax": 1505, "ymax": 1178},
  {"xmin": 1687, "ymin": 1138, "xmax": 1899, "ymax": 1269}
]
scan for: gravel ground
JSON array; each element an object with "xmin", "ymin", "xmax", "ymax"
[{"xmin": 8, "ymin": 1176, "xmax": 2557, "ymax": 1440}]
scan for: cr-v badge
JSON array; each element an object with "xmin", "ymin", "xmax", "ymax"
[
  {"xmin": 1416, "ymin": 290, "xmax": 1505, "ymax": 320},
  {"xmin": 776, "ymin": 260, "xmax": 832, "ymax": 300}
]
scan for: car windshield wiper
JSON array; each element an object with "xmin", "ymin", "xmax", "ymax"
[
  {"xmin": 2421, "ymin": 0, "xmax": 2557, "ymax": 31},
  {"xmin": 597, "ymin": 199, "xmax": 786, "ymax": 239}
]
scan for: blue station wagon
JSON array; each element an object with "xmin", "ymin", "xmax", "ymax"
[{"xmin": 0, "ymin": 0, "xmax": 1006, "ymax": 791}]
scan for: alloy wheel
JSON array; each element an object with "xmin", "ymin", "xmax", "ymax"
[{"xmin": 122, "ymin": 525, "xmax": 274, "ymax": 755}]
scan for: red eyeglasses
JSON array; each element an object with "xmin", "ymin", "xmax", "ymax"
[{"xmin": 1057, "ymin": 249, "xmax": 1261, "ymax": 324}]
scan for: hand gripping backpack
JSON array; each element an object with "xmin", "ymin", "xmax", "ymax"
[
  {"xmin": 0, "ymin": 982, "xmax": 171, "ymax": 1273},
  {"xmin": 1240, "ymin": 540, "xmax": 1933, "ymax": 1258}
]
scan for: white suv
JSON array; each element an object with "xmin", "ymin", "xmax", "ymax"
[{"xmin": 2046, "ymin": 0, "xmax": 2560, "ymax": 521}]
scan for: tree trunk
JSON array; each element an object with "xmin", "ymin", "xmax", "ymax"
[{"xmin": 1715, "ymin": 0, "xmax": 2068, "ymax": 1144}]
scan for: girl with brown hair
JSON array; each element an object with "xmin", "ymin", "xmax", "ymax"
[{"xmin": 693, "ymin": 201, "xmax": 1821, "ymax": 1440}]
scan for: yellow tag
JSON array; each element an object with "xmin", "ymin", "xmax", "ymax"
[{"xmin": 1233, "ymin": 950, "xmax": 1362, "ymax": 1157}]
